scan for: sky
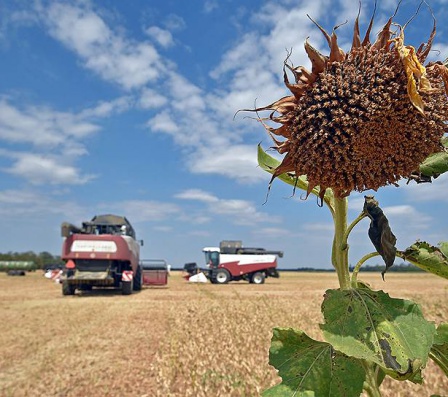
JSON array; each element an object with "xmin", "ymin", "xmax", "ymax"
[{"xmin": 0, "ymin": 0, "xmax": 447, "ymax": 270}]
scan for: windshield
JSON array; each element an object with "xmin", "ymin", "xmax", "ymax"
[{"xmin": 204, "ymin": 251, "xmax": 220, "ymax": 268}]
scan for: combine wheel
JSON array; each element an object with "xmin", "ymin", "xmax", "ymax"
[
  {"xmin": 214, "ymin": 269, "xmax": 230, "ymax": 284},
  {"xmin": 133, "ymin": 265, "xmax": 143, "ymax": 291},
  {"xmin": 62, "ymin": 281, "xmax": 76, "ymax": 296},
  {"xmin": 251, "ymin": 272, "xmax": 265, "ymax": 285},
  {"xmin": 122, "ymin": 280, "xmax": 133, "ymax": 295}
]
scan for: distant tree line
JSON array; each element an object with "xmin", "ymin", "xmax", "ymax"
[
  {"xmin": 289, "ymin": 263, "xmax": 423, "ymax": 272},
  {"xmin": 351, "ymin": 263, "xmax": 424, "ymax": 273},
  {"xmin": 0, "ymin": 251, "xmax": 64, "ymax": 269}
]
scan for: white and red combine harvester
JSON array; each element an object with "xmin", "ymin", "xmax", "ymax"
[
  {"xmin": 60, "ymin": 214, "xmax": 143, "ymax": 296},
  {"xmin": 200, "ymin": 240, "xmax": 283, "ymax": 284}
]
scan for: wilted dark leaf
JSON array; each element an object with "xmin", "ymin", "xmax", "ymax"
[{"xmin": 363, "ymin": 196, "xmax": 397, "ymax": 278}]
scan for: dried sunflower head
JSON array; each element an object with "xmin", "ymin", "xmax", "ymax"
[{"xmin": 254, "ymin": 5, "xmax": 448, "ymax": 199}]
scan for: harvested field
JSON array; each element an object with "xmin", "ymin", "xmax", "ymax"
[{"xmin": 0, "ymin": 271, "xmax": 447, "ymax": 397}]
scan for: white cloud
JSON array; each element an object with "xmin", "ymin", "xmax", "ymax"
[
  {"xmin": 189, "ymin": 145, "xmax": 264, "ymax": 182},
  {"xmin": 139, "ymin": 88, "xmax": 168, "ymax": 109},
  {"xmin": 203, "ymin": 1, "xmax": 219, "ymax": 13},
  {"xmin": 175, "ymin": 189, "xmax": 219, "ymax": 203},
  {"xmin": 382, "ymin": 204, "xmax": 432, "ymax": 228},
  {"xmin": 105, "ymin": 200, "xmax": 181, "ymax": 223},
  {"xmin": 41, "ymin": 2, "xmax": 165, "ymax": 90},
  {"xmin": 0, "ymin": 189, "xmax": 41, "ymax": 205},
  {"xmin": 79, "ymin": 96, "xmax": 132, "ymax": 118},
  {"xmin": 175, "ymin": 188, "xmax": 281, "ymax": 226},
  {"xmin": 4, "ymin": 152, "xmax": 95, "ymax": 185},
  {"xmin": 0, "ymin": 98, "xmax": 102, "ymax": 147},
  {"xmin": 0, "ymin": 96, "xmax": 133, "ymax": 185},
  {"xmin": 145, "ymin": 26, "xmax": 174, "ymax": 48},
  {"xmin": 0, "ymin": 188, "xmax": 87, "ymax": 219},
  {"xmin": 164, "ymin": 14, "xmax": 186, "ymax": 31},
  {"xmin": 167, "ymin": 73, "xmax": 206, "ymax": 112},
  {"xmin": 148, "ymin": 111, "xmax": 179, "ymax": 134}
]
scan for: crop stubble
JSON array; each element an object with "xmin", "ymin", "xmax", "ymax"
[{"xmin": 0, "ymin": 272, "xmax": 447, "ymax": 396}]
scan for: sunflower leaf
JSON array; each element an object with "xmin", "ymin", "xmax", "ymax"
[
  {"xmin": 263, "ymin": 328, "xmax": 365, "ymax": 397},
  {"xmin": 409, "ymin": 138, "xmax": 448, "ymax": 183},
  {"xmin": 419, "ymin": 150, "xmax": 448, "ymax": 179},
  {"xmin": 402, "ymin": 241, "xmax": 448, "ymax": 279},
  {"xmin": 430, "ymin": 323, "xmax": 448, "ymax": 377},
  {"xmin": 320, "ymin": 288, "xmax": 436, "ymax": 382},
  {"xmin": 363, "ymin": 196, "xmax": 397, "ymax": 278}
]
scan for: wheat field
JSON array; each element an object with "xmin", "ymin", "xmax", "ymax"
[{"xmin": 1, "ymin": 271, "xmax": 447, "ymax": 397}]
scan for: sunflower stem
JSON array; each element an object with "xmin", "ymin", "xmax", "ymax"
[
  {"xmin": 342, "ymin": 211, "xmax": 368, "ymax": 251},
  {"xmin": 362, "ymin": 361, "xmax": 383, "ymax": 397},
  {"xmin": 332, "ymin": 197, "xmax": 351, "ymax": 290},
  {"xmin": 351, "ymin": 252, "xmax": 380, "ymax": 287}
]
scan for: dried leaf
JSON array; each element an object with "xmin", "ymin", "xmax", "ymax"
[
  {"xmin": 363, "ymin": 196, "xmax": 397, "ymax": 278},
  {"xmin": 391, "ymin": 29, "xmax": 431, "ymax": 114}
]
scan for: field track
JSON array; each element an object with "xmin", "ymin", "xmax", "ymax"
[{"xmin": 1, "ymin": 271, "xmax": 447, "ymax": 396}]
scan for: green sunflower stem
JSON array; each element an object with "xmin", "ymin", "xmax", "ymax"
[
  {"xmin": 332, "ymin": 197, "xmax": 351, "ymax": 290},
  {"xmin": 351, "ymin": 252, "xmax": 380, "ymax": 287},
  {"xmin": 362, "ymin": 361, "xmax": 382, "ymax": 397},
  {"xmin": 342, "ymin": 211, "xmax": 368, "ymax": 251}
]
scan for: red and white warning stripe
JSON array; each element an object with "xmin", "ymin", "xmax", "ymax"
[{"xmin": 122, "ymin": 270, "xmax": 133, "ymax": 282}]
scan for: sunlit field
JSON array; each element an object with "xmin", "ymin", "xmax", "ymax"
[{"xmin": 1, "ymin": 271, "xmax": 447, "ymax": 397}]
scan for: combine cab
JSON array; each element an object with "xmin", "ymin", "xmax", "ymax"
[{"xmin": 60, "ymin": 214, "xmax": 143, "ymax": 296}]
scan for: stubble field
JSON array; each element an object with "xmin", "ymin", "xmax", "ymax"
[{"xmin": 1, "ymin": 271, "xmax": 447, "ymax": 397}]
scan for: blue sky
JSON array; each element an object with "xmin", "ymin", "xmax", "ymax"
[{"xmin": 1, "ymin": 0, "xmax": 447, "ymax": 270}]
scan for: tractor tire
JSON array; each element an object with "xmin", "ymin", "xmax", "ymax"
[
  {"xmin": 62, "ymin": 281, "xmax": 76, "ymax": 296},
  {"xmin": 133, "ymin": 265, "xmax": 143, "ymax": 291},
  {"xmin": 214, "ymin": 269, "xmax": 230, "ymax": 284},
  {"xmin": 122, "ymin": 280, "xmax": 133, "ymax": 295},
  {"xmin": 251, "ymin": 272, "xmax": 265, "ymax": 284}
]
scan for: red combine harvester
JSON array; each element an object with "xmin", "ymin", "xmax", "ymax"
[
  {"xmin": 185, "ymin": 240, "xmax": 283, "ymax": 284},
  {"xmin": 60, "ymin": 214, "xmax": 167, "ymax": 295}
]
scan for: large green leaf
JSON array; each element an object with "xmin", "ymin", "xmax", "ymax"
[
  {"xmin": 264, "ymin": 328, "xmax": 365, "ymax": 397},
  {"xmin": 419, "ymin": 151, "xmax": 448, "ymax": 179},
  {"xmin": 402, "ymin": 241, "xmax": 448, "ymax": 279},
  {"xmin": 320, "ymin": 289, "xmax": 436, "ymax": 382},
  {"xmin": 257, "ymin": 144, "xmax": 335, "ymax": 212},
  {"xmin": 420, "ymin": 137, "xmax": 448, "ymax": 176},
  {"xmin": 430, "ymin": 323, "xmax": 448, "ymax": 377},
  {"xmin": 411, "ymin": 137, "xmax": 448, "ymax": 182}
]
